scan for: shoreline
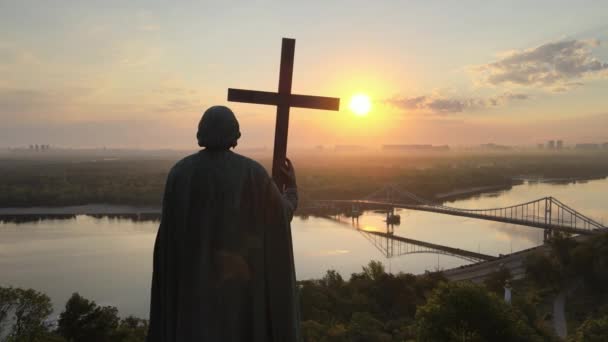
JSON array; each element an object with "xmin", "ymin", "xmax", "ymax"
[
  {"xmin": 0, "ymin": 204, "xmax": 161, "ymax": 216},
  {"xmin": 1, "ymin": 185, "xmax": 512, "ymax": 216},
  {"xmin": 1, "ymin": 175, "xmax": 606, "ymax": 216},
  {"xmin": 434, "ymin": 184, "xmax": 515, "ymax": 203}
]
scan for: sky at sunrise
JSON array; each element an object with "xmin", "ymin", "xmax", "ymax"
[{"xmin": 1, "ymin": 0, "xmax": 608, "ymax": 149}]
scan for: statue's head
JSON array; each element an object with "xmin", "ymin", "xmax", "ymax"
[{"xmin": 197, "ymin": 106, "xmax": 241, "ymax": 150}]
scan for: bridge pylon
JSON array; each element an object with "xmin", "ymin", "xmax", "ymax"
[{"xmin": 543, "ymin": 197, "xmax": 552, "ymax": 242}]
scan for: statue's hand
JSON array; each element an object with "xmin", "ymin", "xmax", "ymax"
[{"xmin": 281, "ymin": 158, "xmax": 297, "ymax": 188}]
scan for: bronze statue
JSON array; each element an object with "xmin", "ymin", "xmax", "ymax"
[{"xmin": 147, "ymin": 106, "xmax": 300, "ymax": 341}]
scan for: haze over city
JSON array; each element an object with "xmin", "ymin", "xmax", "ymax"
[{"xmin": 2, "ymin": 0, "xmax": 608, "ymax": 149}]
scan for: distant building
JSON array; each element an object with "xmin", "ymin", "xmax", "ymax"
[
  {"xmin": 547, "ymin": 140, "xmax": 555, "ymax": 149},
  {"xmin": 382, "ymin": 144, "xmax": 449, "ymax": 152},
  {"xmin": 335, "ymin": 145, "xmax": 365, "ymax": 151},
  {"xmin": 479, "ymin": 143, "xmax": 511, "ymax": 151},
  {"xmin": 537, "ymin": 143, "xmax": 544, "ymax": 150},
  {"xmin": 602, "ymin": 142, "xmax": 608, "ymax": 149},
  {"xmin": 556, "ymin": 140, "xmax": 563, "ymax": 150},
  {"xmin": 575, "ymin": 143, "xmax": 600, "ymax": 150}
]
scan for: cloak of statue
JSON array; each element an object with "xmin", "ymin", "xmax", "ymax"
[{"xmin": 147, "ymin": 106, "xmax": 300, "ymax": 341}]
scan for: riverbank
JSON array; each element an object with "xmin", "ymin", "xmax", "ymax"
[
  {"xmin": 0, "ymin": 204, "xmax": 160, "ymax": 215},
  {"xmin": 0, "ymin": 182, "xmax": 515, "ymax": 216},
  {"xmin": 3, "ymin": 151, "xmax": 608, "ymax": 208},
  {"xmin": 435, "ymin": 183, "xmax": 516, "ymax": 203}
]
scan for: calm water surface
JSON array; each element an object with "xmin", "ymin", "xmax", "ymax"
[{"xmin": 1, "ymin": 178, "xmax": 606, "ymax": 318}]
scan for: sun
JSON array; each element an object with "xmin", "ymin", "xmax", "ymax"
[{"xmin": 349, "ymin": 94, "xmax": 371, "ymax": 116}]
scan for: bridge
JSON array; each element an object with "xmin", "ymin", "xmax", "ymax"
[
  {"xmin": 316, "ymin": 184, "xmax": 606, "ymax": 240},
  {"xmin": 325, "ymin": 213, "xmax": 497, "ymax": 263}
]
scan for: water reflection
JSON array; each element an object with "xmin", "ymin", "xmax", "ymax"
[
  {"xmin": 0, "ymin": 213, "xmax": 162, "ymax": 224},
  {"xmin": 0, "ymin": 214, "xmax": 77, "ymax": 224},
  {"xmin": 0, "ymin": 178, "xmax": 606, "ymax": 318}
]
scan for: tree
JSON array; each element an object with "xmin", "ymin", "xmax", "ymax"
[
  {"xmin": 0, "ymin": 286, "xmax": 18, "ymax": 336},
  {"xmin": 581, "ymin": 233, "xmax": 608, "ymax": 290},
  {"xmin": 524, "ymin": 251, "xmax": 561, "ymax": 289},
  {"xmin": 483, "ymin": 267, "xmax": 512, "ymax": 295},
  {"xmin": 301, "ymin": 320, "xmax": 326, "ymax": 342},
  {"xmin": 57, "ymin": 293, "xmax": 120, "ymax": 342},
  {"xmin": 0, "ymin": 286, "xmax": 53, "ymax": 341},
  {"xmin": 570, "ymin": 315, "xmax": 608, "ymax": 342},
  {"xmin": 347, "ymin": 312, "xmax": 391, "ymax": 342},
  {"xmin": 320, "ymin": 270, "xmax": 344, "ymax": 290},
  {"xmin": 548, "ymin": 232, "xmax": 577, "ymax": 270},
  {"xmin": 11, "ymin": 288, "xmax": 53, "ymax": 341},
  {"xmin": 113, "ymin": 316, "xmax": 149, "ymax": 342},
  {"xmin": 362, "ymin": 260, "xmax": 385, "ymax": 281},
  {"xmin": 415, "ymin": 282, "xmax": 542, "ymax": 342}
]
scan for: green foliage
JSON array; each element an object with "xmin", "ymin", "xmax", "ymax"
[
  {"xmin": 113, "ymin": 316, "xmax": 149, "ymax": 342},
  {"xmin": 549, "ymin": 232, "xmax": 578, "ymax": 268},
  {"xmin": 483, "ymin": 267, "xmax": 512, "ymax": 295},
  {"xmin": 362, "ymin": 260, "xmax": 385, "ymax": 281},
  {"xmin": 0, "ymin": 286, "xmax": 54, "ymax": 341},
  {"xmin": 3, "ymin": 152, "xmax": 608, "ymax": 207},
  {"xmin": 11, "ymin": 288, "xmax": 53, "ymax": 341},
  {"xmin": 299, "ymin": 262, "xmax": 444, "ymax": 341},
  {"xmin": 525, "ymin": 232, "xmax": 608, "ymax": 293},
  {"xmin": 0, "ymin": 286, "xmax": 18, "ymax": 336},
  {"xmin": 347, "ymin": 312, "xmax": 391, "ymax": 342},
  {"xmin": 57, "ymin": 293, "xmax": 121, "ymax": 342},
  {"xmin": 1, "ymin": 288, "xmax": 149, "ymax": 342},
  {"xmin": 570, "ymin": 233, "xmax": 608, "ymax": 291},
  {"xmin": 415, "ymin": 282, "xmax": 542, "ymax": 342},
  {"xmin": 301, "ymin": 320, "xmax": 326, "ymax": 341},
  {"xmin": 524, "ymin": 251, "xmax": 561, "ymax": 289},
  {"xmin": 496, "ymin": 233, "xmax": 608, "ymax": 339},
  {"xmin": 569, "ymin": 315, "xmax": 608, "ymax": 342}
]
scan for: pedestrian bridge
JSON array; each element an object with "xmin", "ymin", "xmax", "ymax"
[{"xmin": 316, "ymin": 185, "xmax": 606, "ymax": 239}]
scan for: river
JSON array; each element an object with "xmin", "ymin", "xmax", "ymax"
[{"xmin": 1, "ymin": 178, "xmax": 606, "ymax": 318}]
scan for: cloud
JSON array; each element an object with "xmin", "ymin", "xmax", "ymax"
[
  {"xmin": 386, "ymin": 92, "xmax": 529, "ymax": 114},
  {"xmin": 487, "ymin": 92, "xmax": 529, "ymax": 106},
  {"xmin": 387, "ymin": 96, "xmax": 481, "ymax": 113},
  {"xmin": 0, "ymin": 88, "xmax": 68, "ymax": 117},
  {"xmin": 473, "ymin": 39, "xmax": 608, "ymax": 89},
  {"xmin": 0, "ymin": 85, "xmax": 202, "ymax": 124}
]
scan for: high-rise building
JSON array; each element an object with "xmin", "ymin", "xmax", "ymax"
[
  {"xmin": 556, "ymin": 140, "xmax": 563, "ymax": 150},
  {"xmin": 547, "ymin": 140, "xmax": 555, "ymax": 149}
]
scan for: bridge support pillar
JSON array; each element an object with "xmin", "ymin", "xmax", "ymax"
[
  {"xmin": 351, "ymin": 204, "xmax": 359, "ymax": 223},
  {"xmin": 543, "ymin": 228, "xmax": 553, "ymax": 243}
]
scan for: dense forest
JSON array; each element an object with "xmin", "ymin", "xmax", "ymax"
[
  {"xmin": 1, "ymin": 150, "xmax": 608, "ymax": 208},
  {"xmin": 2, "ymin": 232, "xmax": 608, "ymax": 341}
]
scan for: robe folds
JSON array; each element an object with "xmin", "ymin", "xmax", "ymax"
[{"xmin": 147, "ymin": 149, "xmax": 300, "ymax": 342}]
